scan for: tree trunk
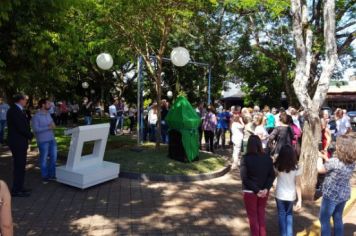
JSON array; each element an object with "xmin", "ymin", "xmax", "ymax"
[
  {"xmin": 299, "ymin": 111, "xmax": 321, "ymax": 200},
  {"xmin": 291, "ymin": 0, "xmax": 337, "ymax": 200}
]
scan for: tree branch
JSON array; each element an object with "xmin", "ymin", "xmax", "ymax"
[
  {"xmin": 337, "ymin": 33, "xmax": 355, "ymax": 54},
  {"xmin": 336, "ymin": 21, "xmax": 356, "ymax": 32},
  {"xmin": 336, "ymin": 31, "xmax": 356, "ymax": 38},
  {"xmin": 313, "ymin": 0, "xmax": 338, "ymax": 108},
  {"xmin": 336, "ymin": 0, "xmax": 354, "ymax": 21},
  {"xmin": 291, "ymin": 0, "xmax": 312, "ymax": 107}
]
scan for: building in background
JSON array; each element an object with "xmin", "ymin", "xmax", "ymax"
[
  {"xmin": 220, "ymin": 81, "xmax": 245, "ymax": 108},
  {"xmin": 326, "ymin": 75, "xmax": 356, "ymax": 110}
]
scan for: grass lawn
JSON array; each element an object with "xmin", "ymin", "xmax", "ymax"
[
  {"xmin": 31, "ymin": 126, "xmax": 227, "ymax": 175},
  {"xmin": 106, "ymin": 146, "xmax": 227, "ymax": 175}
]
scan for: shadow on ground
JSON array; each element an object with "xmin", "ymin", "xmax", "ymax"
[{"xmin": 1, "ymin": 146, "xmax": 355, "ymax": 236}]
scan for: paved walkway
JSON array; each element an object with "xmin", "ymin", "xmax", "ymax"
[{"xmin": 0, "ymin": 146, "xmax": 355, "ymax": 236}]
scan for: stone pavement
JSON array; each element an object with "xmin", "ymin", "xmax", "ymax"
[{"xmin": 0, "ymin": 146, "xmax": 355, "ymax": 236}]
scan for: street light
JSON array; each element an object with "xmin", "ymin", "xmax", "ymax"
[
  {"xmin": 281, "ymin": 91, "xmax": 287, "ymax": 100},
  {"xmin": 136, "ymin": 47, "xmax": 210, "ymax": 145},
  {"xmin": 170, "ymin": 47, "xmax": 190, "ymax": 67},
  {"xmin": 96, "ymin": 53, "xmax": 113, "ymax": 70},
  {"xmin": 82, "ymin": 82, "xmax": 89, "ymax": 89},
  {"xmin": 281, "ymin": 91, "xmax": 288, "ymax": 109}
]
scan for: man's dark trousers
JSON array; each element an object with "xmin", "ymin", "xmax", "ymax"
[
  {"xmin": 7, "ymin": 105, "xmax": 33, "ymax": 193},
  {"xmin": 10, "ymin": 141, "xmax": 28, "ymax": 192}
]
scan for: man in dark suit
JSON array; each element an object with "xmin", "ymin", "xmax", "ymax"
[{"xmin": 7, "ymin": 94, "xmax": 33, "ymax": 197}]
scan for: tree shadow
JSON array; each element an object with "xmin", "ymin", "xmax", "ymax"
[
  {"xmin": 1, "ymin": 147, "xmax": 352, "ymax": 236},
  {"xmin": 344, "ymin": 223, "xmax": 356, "ymax": 235}
]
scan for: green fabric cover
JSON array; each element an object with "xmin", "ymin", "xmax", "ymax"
[{"xmin": 165, "ymin": 96, "xmax": 201, "ymax": 162}]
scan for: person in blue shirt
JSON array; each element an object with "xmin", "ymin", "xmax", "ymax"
[
  {"xmin": 32, "ymin": 98, "xmax": 57, "ymax": 184},
  {"xmin": 215, "ymin": 108, "xmax": 230, "ymax": 149},
  {"xmin": 264, "ymin": 106, "xmax": 275, "ymax": 134}
]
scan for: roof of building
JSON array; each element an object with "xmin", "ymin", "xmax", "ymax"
[{"xmin": 328, "ymin": 80, "xmax": 356, "ymax": 94}]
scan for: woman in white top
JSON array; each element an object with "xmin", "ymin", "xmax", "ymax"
[
  {"xmin": 231, "ymin": 114, "xmax": 244, "ymax": 169},
  {"xmin": 254, "ymin": 113, "xmax": 269, "ymax": 151},
  {"xmin": 0, "ymin": 180, "xmax": 13, "ymax": 236},
  {"xmin": 274, "ymin": 145, "xmax": 302, "ymax": 236},
  {"xmin": 148, "ymin": 104, "xmax": 158, "ymax": 142}
]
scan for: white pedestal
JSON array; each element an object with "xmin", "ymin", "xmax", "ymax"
[{"xmin": 56, "ymin": 124, "xmax": 120, "ymax": 189}]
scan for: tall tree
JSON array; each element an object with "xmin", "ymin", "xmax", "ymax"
[
  {"xmin": 291, "ymin": 0, "xmax": 338, "ymax": 199},
  {"xmin": 106, "ymin": 0, "xmax": 211, "ymax": 148},
  {"xmin": 0, "ymin": 0, "xmax": 76, "ymax": 98}
]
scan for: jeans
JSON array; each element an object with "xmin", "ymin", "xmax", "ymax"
[
  {"xmin": 276, "ymin": 198, "xmax": 294, "ymax": 236},
  {"xmin": 84, "ymin": 116, "xmax": 92, "ymax": 125},
  {"xmin": 161, "ymin": 121, "xmax": 169, "ymax": 144},
  {"xmin": 38, "ymin": 140, "xmax": 57, "ymax": 179},
  {"xmin": 116, "ymin": 115, "xmax": 124, "ymax": 130},
  {"xmin": 319, "ymin": 197, "xmax": 346, "ymax": 236},
  {"xmin": 0, "ymin": 120, "xmax": 6, "ymax": 144},
  {"xmin": 215, "ymin": 128, "xmax": 226, "ymax": 148},
  {"xmin": 110, "ymin": 117, "xmax": 117, "ymax": 135},
  {"xmin": 243, "ymin": 192, "xmax": 269, "ymax": 236},
  {"xmin": 149, "ymin": 124, "xmax": 156, "ymax": 142}
]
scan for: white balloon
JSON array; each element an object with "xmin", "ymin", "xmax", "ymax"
[
  {"xmin": 170, "ymin": 47, "xmax": 190, "ymax": 67},
  {"xmin": 167, "ymin": 91, "xmax": 173, "ymax": 98},
  {"xmin": 82, "ymin": 82, "xmax": 89, "ymax": 89},
  {"xmin": 96, "ymin": 53, "xmax": 113, "ymax": 70}
]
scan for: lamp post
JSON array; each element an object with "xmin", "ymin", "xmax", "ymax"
[
  {"xmin": 136, "ymin": 47, "xmax": 211, "ymax": 144},
  {"xmin": 167, "ymin": 91, "xmax": 173, "ymax": 99},
  {"xmin": 96, "ymin": 53, "xmax": 114, "ymax": 101},
  {"xmin": 96, "ymin": 53, "xmax": 113, "ymax": 70},
  {"xmin": 82, "ymin": 82, "xmax": 89, "ymax": 89},
  {"xmin": 281, "ymin": 91, "xmax": 288, "ymax": 109}
]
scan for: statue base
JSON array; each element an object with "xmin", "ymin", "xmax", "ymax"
[{"xmin": 56, "ymin": 161, "xmax": 120, "ymax": 189}]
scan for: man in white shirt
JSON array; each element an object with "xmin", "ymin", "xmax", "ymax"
[
  {"xmin": 335, "ymin": 108, "xmax": 351, "ymax": 137},
  {"xmin": 109, "ymin": 99, "xmax": 118, "ymax": 135}
]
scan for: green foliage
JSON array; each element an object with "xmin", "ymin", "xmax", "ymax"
[
  {"xmin": 0, "ymin": 0, "xmax": 354, "ymax": 108},
  {"xmin": 144, "ymin": 99, "xmax": 152, "ymax": 108},
  {"xmin": 235, "ymin": 50, "xmax": 285, "ymax": 107},
  {"xmin": 0, "ymin": 0, "xmax": 19, "ymax": 26},
  {"xmin": 224, "ymin": 0, "xmax": 289, "ymax": 16}
]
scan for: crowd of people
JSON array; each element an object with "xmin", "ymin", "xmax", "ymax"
[
  {"xmin": 0, "ymin": 93, "xmax": 355, "ymax": 236},
  {"xmin": 195, "ymin": 102, "xmax": 354, "ymax": 236}
]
